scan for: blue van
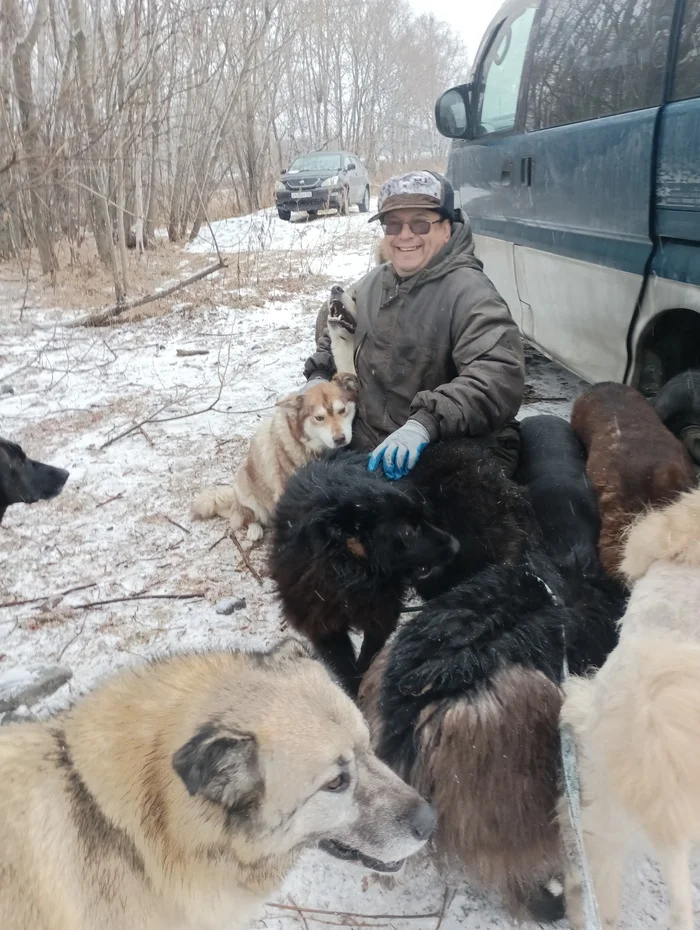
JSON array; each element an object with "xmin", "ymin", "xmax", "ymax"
[{"xmin": 434, "ymin": 0, "xmax": 700, "ymax": 394}]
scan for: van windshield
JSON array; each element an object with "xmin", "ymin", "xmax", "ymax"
[{"xmin": 288, "ymin": 154, "xmax": 343, "ymax": 172}]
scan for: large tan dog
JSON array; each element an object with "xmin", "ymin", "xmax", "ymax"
[
  {"xmin": 192, "ymin": 373, "xmax": 358, "ymax": 540},
  {"xmin": 0, "ymin": 639, "xmax": 435, "ymax": 930},
  {"xmin": 559, "ymin": 485, "xmax": 700, "ymax": 930}
]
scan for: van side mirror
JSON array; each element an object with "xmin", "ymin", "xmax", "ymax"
[
  {"xmin": 435, "ymin": 84, "xmax": 474, "ymax": 140},
  {"xmin": 347, "ymin": 162, "xmax": 356, "ymax": 170},
  {"xmin": 281, "ymin": 168, "xmax": 287, "ymax": 175}
]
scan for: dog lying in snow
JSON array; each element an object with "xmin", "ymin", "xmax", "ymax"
[
  {"xmin": 559, "ymin": 484, "xmax": 700, "ymax": 930},
  {"xmin": 192, "ymin": 373, "xmax": 358, "ymax": 541}
]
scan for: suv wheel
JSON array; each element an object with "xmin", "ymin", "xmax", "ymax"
[
  {"xmin": 338, "ymin": 188, "xmax": 349, "ymax": 216},
  {"xmin": 277, "ymin": 208, "xmax": 291, "ymax": 221},
  {"xmin": 358, "ymin": 186, "xmax": 370, "ymax": 213}
]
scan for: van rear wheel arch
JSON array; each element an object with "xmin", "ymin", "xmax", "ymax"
[{"xmin": 635, "ymin": 308, "xmax": 700, "ymax": 397}]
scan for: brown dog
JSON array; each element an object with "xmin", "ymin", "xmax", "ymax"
[
  {"xmin": 193, "ymin": 373, "xmax": 358, "ymax": 540},
  {"xmin": 571, "ymin": 382, "xmax": 695, "ymax": 576}
]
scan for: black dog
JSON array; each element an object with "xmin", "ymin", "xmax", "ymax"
[
  {"xmin": 269, "ymin": 452, "xmax": 459, "ymax": 693},
  {"xmin": 401, "ymin": 438, "xmax": 538, "ymax": 599},
  {"xmin": 359, "ymin": 551, "xmax": 625, "ymax": 923},
  {"xmin": 0, "ymin": 438, "xmax": 69, "ymax": 523},
  {"xmin": 514, "ymin": 414, "xmax": 600, "ymax": 563},
  {"xmin": 652, "ymin": 369, "xmax": 700, "ymax": 466}
]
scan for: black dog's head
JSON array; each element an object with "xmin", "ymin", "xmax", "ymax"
[
  {"xmin": 287, "ymin": 453, "xmax": 460, "ymax": 585},
  {"xmin": 0, "ymin": 438, "xmax": 69, "ymax": 522}
]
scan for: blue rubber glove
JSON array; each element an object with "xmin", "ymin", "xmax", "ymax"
[{"xmin": 368, "ymin": 420, "xmax": 430, "ymax": 480}]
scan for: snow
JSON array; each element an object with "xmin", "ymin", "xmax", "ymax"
[{"xmin": 1, "ymin": 204, "xmax": 698, "ymax": 928}]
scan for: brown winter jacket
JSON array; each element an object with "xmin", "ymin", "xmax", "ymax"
[{"xmin": 303, "ymin": 218, "xmax": 525, "ymax": 452}]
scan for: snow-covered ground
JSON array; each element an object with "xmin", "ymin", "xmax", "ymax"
[{"xmin": 1, "ymin": 203, "xmax": 697, "ymax": 928}]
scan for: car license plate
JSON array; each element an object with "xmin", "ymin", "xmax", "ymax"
[{"xmin": 291, "ymin": 191, "xmax": 314, "ymax": 199}]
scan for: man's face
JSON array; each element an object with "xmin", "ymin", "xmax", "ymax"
[{"xmin": 381, "ymin": 208, "xmax": 451, "ymax": 277}]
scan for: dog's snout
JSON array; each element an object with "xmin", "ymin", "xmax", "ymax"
[
  {"xmin": 333, "ymin": 434, "xmax": 347, "ymax": 447},
  {"xmin": 330, "ymin": 285, "xmax": 344, "ymax": 296},
  {"xmin": 410, "ymin": 800, "xmax": 437, "ymax": 842}
]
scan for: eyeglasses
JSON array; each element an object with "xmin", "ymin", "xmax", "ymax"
[{"xmin": 381, "ymin": 217, "xmax": 445, "ymax": 236}]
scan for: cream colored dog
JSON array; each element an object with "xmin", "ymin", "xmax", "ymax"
[
  {"xmin": 560, "ymin": 484, "xmax": 700, "ymax": 930},
  {"xmin": 192, "ymin": 372, "xmax": 358, "ymax": 540},
  {"xmin": 0, "ymin": 639, "xmax": 435, "ymax": 930}
]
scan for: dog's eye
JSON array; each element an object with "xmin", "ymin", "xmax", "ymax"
[
  {"xmin": 402, "ymin": 525, "xmax": 418, "ymax": 539},
  {"xmin": 323, "ymin": 772, "xmax": 349, "ymax": 792},
  {"xmin": 337, "ymin": 406, "xmax": 345, "ymax": 415},
  {"xmin": 315, "ymin": 414, "xmax": 325, "ymax": 422}
]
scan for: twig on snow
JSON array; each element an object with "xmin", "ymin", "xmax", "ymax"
[
  {"xmin": 229, "ymin": 532, "xmax": 263, "ymax": 586},
  {"xmin": 95, "ymin": 491, "xmax": 125, "ymax": 508},
  {"xmin": 164, "ymin": 515, "xmax": 190, "ymax": 535},
  {"xmin": 74, "ymin": 592, "xmax": 205, "ymax": 610},
  {"xmin": 265, "ymin": 904, "xmax": 442, "ymax": 921},
  {"xmin": 0, "ymin": 581, "xmax": 98, "ymax": 611},
  {"xmin": 57, "ymin": 614, "xmax": 88, "ymax": 662}
]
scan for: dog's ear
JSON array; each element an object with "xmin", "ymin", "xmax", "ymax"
[
  {"xmin": 173, "ymin": 724, "xmax": 262, "ymax": 811},
  {"xmin": 276, "ymin": 393, "xmax": 304, "ymax": 412},
  {"xmin": 268, "ymin": 636, "xmax": 316, "ymax": 664},
  {"xmin": 333, "ymin": 372, "xmax": 359, "ymax": 397}
]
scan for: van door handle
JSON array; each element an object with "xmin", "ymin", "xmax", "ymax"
[
  {"xmin": 520, "ymin": 156, "xmax": 534, "ymax": 186},
  {"xmin": 500, "ymin": 158, "xmax": 513, "ymax": 185}
]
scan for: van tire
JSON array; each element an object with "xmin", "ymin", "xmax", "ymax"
[
  {"xmin": 338, "ymin": 188, "xmax": 349, "ymax": 216},
  {"xmin": 359, "ymin": 187, "xmax": 370, "ymax": 213}
]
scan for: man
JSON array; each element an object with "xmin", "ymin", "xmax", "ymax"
[{"xmin": 303, "ymin": 170, "xmax": 525, "ymax": 479}]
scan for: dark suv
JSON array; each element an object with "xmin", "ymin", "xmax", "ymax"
[{"xmin": 275, "ymin": 151, "xmax": 371, "ymax": 220}]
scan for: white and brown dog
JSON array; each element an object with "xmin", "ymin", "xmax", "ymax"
[{"xmin": 193, "ymin": 373, "xmax": 358, "ymax": 540}]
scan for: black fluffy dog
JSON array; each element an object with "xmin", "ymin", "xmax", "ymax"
[
  {"xmin": 514, "ymin": 414, "xmax": 600, "ymax": 563},
  {"xmin": 0, "ymin": 438, "xmax": 69, "ymax": 523},
  {"xmin": 400, "ymin": 438, "xmax": 538, "ymax": 599},
  {"xmin": 359, "ymin": 551, "xmax": 625, "ymax": 923},
  {"xmin": 269, "ymin": 452, "xmax": 459, "ymax": 693},
  {"xmin": 652, "ymin": 369, "xmax": 700, "ymax": 466}
]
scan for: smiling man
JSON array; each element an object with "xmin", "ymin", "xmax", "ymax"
[{"xmin": 303, "ymin": 170, "xmax": 525, "ymax": 479}]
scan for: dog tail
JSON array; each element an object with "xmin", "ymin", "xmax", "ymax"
[
  {"xmin": 599, "ymin": 641, "xmax": 700, "ymax": 843},
  {"xmin": 621, "ymin": 485, "xmax": 700, "ymax": 581},
  {"xmin": 191, "ymin": 486, "xmax": 237, "ymax": 521}
]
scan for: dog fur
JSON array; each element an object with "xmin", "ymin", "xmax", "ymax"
[
  {"xmin": 570, "ymin": 382, "xmax": 695, "ymax": 577},
  {"xmin": 359, "ymin": 552, "xmax": 624, "ymax": 923},
  {"xmin": 652, "ymin": 368, "xmax": 700, "ymax": 466},
  {"xmin": 515, "ymin": 414, "xmax": 600, "ymax": 565},
  {"xmin": 0, "ymin": 639, "xmax": 436, "ymax": 930},
  {"xmin": 402, "ymin": 437, "xmax": 537, "ymax": 599},
  {"xmin": 0, "ymin": 437, "xmax": 69, "ymax": 523},
  {"xmin": 268, "ymin": 451, "xmax": 459, "ymax": 694},
  {"xmin": 192, "ymin": 373, "xmax": 358, "ymax": 540},
  {"xmin": 559, "ymin": 485, "xmax": 700, "ymax": 930}
]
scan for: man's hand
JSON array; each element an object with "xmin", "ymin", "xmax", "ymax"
[{"xmin": 368, "ymin": 420, "xmax": 430, "ymax": 480}]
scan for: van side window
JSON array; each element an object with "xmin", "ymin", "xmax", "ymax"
[
  {"xmin": 672, "ymin": 2, "xmax": 700, "ymax": 101},
  {"xmin": 476, "ymin": 6, "xmax": 538, "ymax": 137},
  {"xmin": 526, "ymin": 0, "xmax": 674, "ymax": 131}
]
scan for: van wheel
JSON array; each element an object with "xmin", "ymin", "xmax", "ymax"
[
  {"xmin": 358, "ymin": 187, "xmax": 370, "ymax": 213},
  {"xmin": 277, "ymin": 208, "xmax": 291, "ymax": 221},
  {"xmin": 338, "ymin": 189, "xmax": 349, "ymax": 216}
]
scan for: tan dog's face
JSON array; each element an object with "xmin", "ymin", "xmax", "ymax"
[
  {"xmin": 172, "ymin": 639, "xmax": 435, "ymax": 872},
  {"xmin": 287, "ymin": 374, "xmax": 358, "ymax": 454}
]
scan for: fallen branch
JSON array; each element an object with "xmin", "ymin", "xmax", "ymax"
[
  {"xmin": 95, "ymin": 491, "xmax": 125, "ymax": 508},
  {"xmin": 70, "ymin": 259, "xmax": 226, "ymax": 328},
  {"xmin": 57, "ymin": 614, "xmax": 88, "ymax": 662},
  {"xmin": 434, "ymin": 888, "xmax": 455, "ymax": 930},
  {"xmin": 0, "ymin": 581, "xmax": 97, "ymax": 611},
  {"xmin": 229, "ymin": 532, "xmax": 263, "ymax": 586},
  {"xmin": 208, "ymin": 533, "xmax": 229, "ymax": 552},
  {"xmin": 176, "ymin": 348, "xmax": 210, "ymax": 357},
  {"xmin": 74, "ymin": 592, "xmax": 205, "ymax": 610},
  {"xmin": 266, "ymin": 904, "xmax": 441, "ymax": 921},
  {"xmin": 164, "ymin": 515, "xmax": 190, "ymax": 535}
]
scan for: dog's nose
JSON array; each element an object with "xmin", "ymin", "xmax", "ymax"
[
  {"xmin": 333, "ymin": 435, "xmax": 347, "ymax": 447},
  {"xmin": 410, "ymin": 800, "xmax": 437, "ymax": 841},
  {"xmin": 330, "ymin": 285, "xmax": 344, "ymax": 296}
]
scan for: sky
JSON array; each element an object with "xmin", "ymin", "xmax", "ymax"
[{"xmin": 407, "ymin": 0, "xmax": 505, "ymax": 63}]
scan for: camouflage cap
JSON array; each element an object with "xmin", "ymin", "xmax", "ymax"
[{"xmin": 369, "ymin": 170, "xmax": 455, "ymax": 223}]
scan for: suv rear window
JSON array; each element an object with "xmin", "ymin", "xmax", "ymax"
[{"xmin": 526, "ymin": 0, "xmax": 674, "ymax": 131}]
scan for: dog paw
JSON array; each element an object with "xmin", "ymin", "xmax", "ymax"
[{"xmin": 246, "ymin": 523, "xmax": 264, "ymax": 542}]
